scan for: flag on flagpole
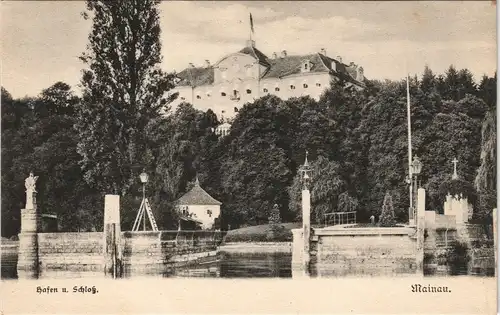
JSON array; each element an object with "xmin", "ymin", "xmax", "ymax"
[{"xmin": 250, "ymin": 13, "xmax": 254, "ymax": 33}]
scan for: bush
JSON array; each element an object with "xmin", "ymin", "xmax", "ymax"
[{"xmin": 379, "ymin": 192, "xmax": 396, "ymax": 227}]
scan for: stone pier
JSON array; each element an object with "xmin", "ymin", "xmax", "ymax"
[
  {"xmin": 415, "ymin": 188, "xmax": 426, "ymax": 274},
  {"xmin": 17, "ymin": 198, "xmax": 40, "ymax": 279},
  {"xmin": 103, "ymin": 195, "xmax": 123, "ymax": 278}
]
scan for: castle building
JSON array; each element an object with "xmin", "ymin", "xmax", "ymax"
[{"xmin": 169, "ymin": 39, "xmax": 365, "ymax": 121}]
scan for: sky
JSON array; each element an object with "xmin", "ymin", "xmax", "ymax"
[{"xmin": 1, "ymin": 1, "xmax": 497, "ymax": 98}]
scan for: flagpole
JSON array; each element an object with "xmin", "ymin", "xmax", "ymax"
[{"xmin": 407, "ymin": 73, "xmax": 413, "ymax": 224}]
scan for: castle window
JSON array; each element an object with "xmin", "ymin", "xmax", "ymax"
[
  {"xmin": 207, "ymin": 93, "xmax": 211, "ymax": 97},
  {"xmin": 234, "ymin": 107, "xmax": 239, "ymax": 113},
  {"xmin": 275, "ymin": 87, "xmax": 280, "ymax": 92},
  {"xmin": 290, "ymin": 85, "xmax": 296, "ymax": 90},
  {"xmin": 246, "ymin": 89, "xmax": 252, "ymax": 94},
  {"xmin": 263, "ymin": 88, "xmax": 268, "ymax": 93},
  {"xmin": 303, "ymin": 84, "xmax": 308, "ymax": 88},
  {"xmin": 180, "ymin": 97, "xmax": 186, "ymax": 100},
  {"xmin": 207, "ymin": 209, "xmax": 212, "ymax": 218},
  {"xmin": 196, "ymin": 95, "xmax": 201, "ymax": 99},
  {"xmin": 304, "ymin": 63, "xmax": 308, "ymax": 70},
  {"xmin": 316, "ymin": 83, "xmax": 321, "ymax": 87},
  {"xmin": 221, "ymin": 92, "xmax": 226, "ymax": 96}
]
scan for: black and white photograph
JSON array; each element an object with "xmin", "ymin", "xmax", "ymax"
[{"xmin": 0, "ymin": 1, "xmax": 497, "ymax": 313}]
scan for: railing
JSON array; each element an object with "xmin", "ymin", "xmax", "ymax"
[
  {"xmin": 159, "ymin": 230, "xmax": 225, "ymax": 247},
  {"xmin": 323, "ymin": 211, "xmax": 357, "ymax": 227}
]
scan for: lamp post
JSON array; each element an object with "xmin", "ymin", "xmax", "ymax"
[
  {"xmin": 139, "ymin": 172, "xmax": 148, "ymax": 231},
  {"xmin": 411, "ymin": 155, "xmax": 422, "ymax": 224}
]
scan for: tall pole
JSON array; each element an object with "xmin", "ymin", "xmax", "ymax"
[{"xmin": 407, "ymin": 74, "xmax": 413, "ymax": 224}]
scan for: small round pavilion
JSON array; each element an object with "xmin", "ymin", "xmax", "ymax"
[{"xmin": 176, "ymin": 177, "xmax": 222, "ymax": 230}]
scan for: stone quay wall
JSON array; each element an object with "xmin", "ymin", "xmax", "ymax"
[
  {"xmin": 307, "ymin": 227, "xmax": 418, "ymax": 277},
  {"xmin": 37, "ymin": 232, "xmax": 104, "ymax": 274},
  {"xmin": 22, "ymin": 230, "xmax": 223, "ymax": 276},
  {"xmin": 121, "ymin": 231, "xmax": 222, "ymax": 276}
]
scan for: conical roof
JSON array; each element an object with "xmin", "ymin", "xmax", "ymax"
[{"xmin": 176, "ymin": 178, "xmax": 222, "ymax": 206}]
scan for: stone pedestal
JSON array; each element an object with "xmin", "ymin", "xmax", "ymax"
[
  {"xmin": 103, "ymin": 195, "xmax": 122, "ymax": 278},
  {"xmin": 301, "ymin": 189, "xmax": 311, "ymax": 273},
  {"xmin": 17, "ymin": 208, "xmax": 40, "ymax": 279},
  {"xmin": 416, "ymin": 188, "xmax": 426, "ymax": 275}
]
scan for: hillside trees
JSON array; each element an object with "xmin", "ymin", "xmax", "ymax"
[{"xmin": 1, "ymin": 83, "xmax": 101, "ymax": 236}]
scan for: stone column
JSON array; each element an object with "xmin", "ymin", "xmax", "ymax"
[
  {"xmin": 17, "ymin": 192, "xmax": 40, "ymax": 279},
  {"xmin": 416, "ymin": 188, "xmax": 426, "ymax": 275},
  {"xmin": 302, "ymin": 188, "xmax": 311, "ymax": 274},
  {"xmin": 103, "ymin": 195, "xmax": 122, "ymax": 278}
]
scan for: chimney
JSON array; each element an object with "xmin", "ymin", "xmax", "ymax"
[
  {"xmin": 272, "ymin": 52, "xmax": 278, "ymax": 59},
  {"xmin": 246, "ymin": 39, "xmax": 256, "ymax": 48},
  {"xmin": 189, "ymin": 63, "xmax": 195, "ymax": 68},
  {"xmin": 320, "ymin": 48, "xmax": 326, "ymax": 55},
  {"xmin": 336, "ymin": 55, "xmax": 342, "ymax": 63},
  {"xmin": 357, "ymin": 66, "xmax": 364, "ymax": 81},
  {"xmin": 281, "ymin": 50, "xmax": 287, "ymax": 58},
  {"xmin": 205, "ymin": 60, "xmax": 211, "ymax": 68}
]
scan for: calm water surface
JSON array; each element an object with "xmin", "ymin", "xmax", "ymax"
[
  {"xmin": 1, "ymin": 250, "xmax": 292, "ymax": 279},
  {"xmin": 1, "ymin": 249, "xmax": 493, "ymax": 279}
]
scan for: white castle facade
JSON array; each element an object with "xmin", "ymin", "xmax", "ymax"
[{"xmin": 168, "ymin": 39, "xmax": 366, "ymax": 124}]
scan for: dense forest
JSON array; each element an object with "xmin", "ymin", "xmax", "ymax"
[{"xmin": 1, "ymin": 1, "xmax": 496, "ymax": 237}]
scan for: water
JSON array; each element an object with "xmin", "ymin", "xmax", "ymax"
[
  {"xmin": 2, "ymin": 248, "xmax": 494, "ymax": 279},
  {"xmin": 1, "ymin": 250, "xmax": 292, "ymax": 280}
]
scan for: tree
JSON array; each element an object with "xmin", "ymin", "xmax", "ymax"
[
  {"xmin": 76, "ymin": 0, "xmax": 175, "ymax": 196},
  {"xmin": 288, "ymin": 156, "xmax": 346, "ymax": 224},
  {"xmin": 268, "ymin": 204, "xmax": 281, "ymax": 225},
  {"xmin": 379, "ymin": 192, "xmax": 396, "ymax": 227},
  {"xmin": 474, "ymin": 109, "xmax": 496, "ymax": 222}
]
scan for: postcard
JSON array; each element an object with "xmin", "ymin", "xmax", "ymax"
[{"xmin": 1, "ymin": 1, "xmax": 497, "ymax": 314}]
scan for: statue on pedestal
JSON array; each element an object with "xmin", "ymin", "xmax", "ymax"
[{"xmin": 25, "ymin": 172, "xmax": 38, "ymax": 209}]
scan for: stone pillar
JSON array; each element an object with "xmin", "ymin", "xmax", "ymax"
[
  {"xmin": 103, "ymin": 195, "xmax": 122, "ymax": 278},
  {"xmin": 444, "ymin": 194, "xmax": 452, "ymax": 216},
  {"xmin": 302, "ymin": 188, "xmax": 311, "ymax": 274},
  {"xmin": 17, "ymin": 194, "xmax": 40, "ymax": 279},
  {"xmin": 493, "ymin": 208, "xmax": 497, "ymax": 277},
  {"xmin": 416, "ymin": 188, "xmax": 426, "ymax": 274}
]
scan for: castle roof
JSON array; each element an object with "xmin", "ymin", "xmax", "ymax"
[
  {"xmin": 174, "ymin": 48, "xmax": 362, "ymax": 87},
  {"xmin": 176, "ymin": 66, "xmax": 214, "ymax": 87},
  {"xmin": 176, "ymin": 178, "xmax": 222, "ymax": 206},
  {"xmin": 238, "ymin": 46, "xmax": 270, "ymax": 67}
]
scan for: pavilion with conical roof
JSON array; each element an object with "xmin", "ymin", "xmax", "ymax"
[{"xmin": 176, "ymin": 177, "xmax": 222, "ymax": 230}]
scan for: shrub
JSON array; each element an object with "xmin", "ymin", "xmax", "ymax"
[{"xmin": 379, "ymin": 192, "xmax": 396, "ymax": 227}]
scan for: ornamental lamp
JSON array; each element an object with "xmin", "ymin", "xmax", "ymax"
[
  {"xmin": 412, "ymin": 155, "xmax": 422, "ymax": 175},
  {"xmin": 139, "ymin": 172, "xmax": 149, "ymax": 184}
]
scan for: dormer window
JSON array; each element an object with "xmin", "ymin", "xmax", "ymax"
[{"xmin": 302, "ymin": 60, "xmax": 312, "ymax": 73}]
